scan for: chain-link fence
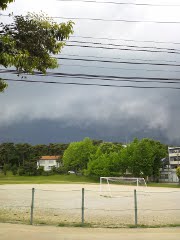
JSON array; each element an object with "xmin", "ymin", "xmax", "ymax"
[{"xmin": 0, "ymin": 185, "xmax": 180, "ymax": 227}]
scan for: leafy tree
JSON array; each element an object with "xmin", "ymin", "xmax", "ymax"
[
  {"xmin": 0, "ymin": 0, "xmax": 14, "ymax": 9},
  {"xmin": 32, "ymin": 144, "xmax": 49, "ymax": 157},
  {"xmin": 2, "ymin": 164, "xmax": 9, "ymax": 175},
  {"xmin": 15, "ymin": 143, "xmax": 32, "ymax": 166},
  {"xmin": 123, "ymin": 138, "xmax": 167, "ymax": 180},
  {"xmin": 92, "ymin": 139, "xmax": 103, "ymax": 146},
  {"xmin": 11, "ymin": 165, "xmax": 18, "ymax": 175},
  {"xmin": 0, "ymin": 12, "xmax": 74, "ymax": 92},
  {"xmin": 98, "ymin": 142, "xmax": 123, "ymax": 154},
  {"xmin": 48, "ymin": 143, "xmax": 69, "ymax": 156},
  {"xmin": 86, "ymin": 150, "xmax": 122, "ymax": 177},
  {"xmin": 0, "ymin": 143, "xmax": 18, "ymax": 166},
  {"xmin": 23, "ymin": 161, "xmax": 37, "ymax": 176},
  {"xmin": 176, "ymin": 167, "xmax": 180, "ymax": 184},
  {"xmin": 63, "ymin": 138, "xmax": 96, "ymax": 172},
  {"xmin": 37, "ymin": 166, "xmax": 44, "ymax": 176}
]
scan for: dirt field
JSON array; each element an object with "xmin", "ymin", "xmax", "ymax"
[
  {"xmin": 0, "ymin": 184, "xmax": 180, "ymax": 227},
  {"xmin": 1, "ymin": 223, "xmax": 180, "ymax": 240}
]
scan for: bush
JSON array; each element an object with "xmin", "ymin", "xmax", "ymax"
[
  {"xmin": 3, "ymin": 164, "xmax": 10, "ymax": 176},
  {"xmin": 11, "ymin": 165, "xmax": 18, "ymax": 175},
  {"xmin": 18, "ymin": 167, "xmax": 25, "ymax": 176},
  {"xmin": 37, "ymin": 166, "xmax": 44, "ymax": 175},
  {"xmin": 56, "ymin": 166, "xmax": 66, "ymax": 174}
]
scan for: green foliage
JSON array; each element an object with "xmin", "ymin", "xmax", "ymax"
[
  {"xmin": 86, "ymin": 150, "xmax": 121, "ymax": 177},
  {"xmin": 98, "ymin": 142, "xmax": 123, "ymax": 154},
  {"xmin": 37, "ymin": 166, "xmax": 44, "ymax": 176},
  {"xmin": 21, "ymin": 161, "xmax": 37, "ymax": 176},
  {"xmin": 18, "ymin": 167, "xmax": 25, "ymax": 176},
  {"xmin": 0, "ymin": 138, "xmax": 167, "ymax": 179},
  {"xmin": 11, "ymin": 165, "xmax": 18, "ymax": 175},
  {"xmin": 2, "ymin": 164, "xmax": 9, "ymax": 175},
  {"xmin": 0, "ymin": 12, "xmax": 74, "ymax": 92},
  {"xmin": 0, "ymin": 0, "xmax": 14, "ymax": 9},
  {"xmin": 56, "ymin": 166, "xmax": 66, "ymax": 174},
  {"xmin": 63, "ymin": 138, "xmax": 96, "ymax": 172},
  {"xmin": 176, "ymin": 167, "xmax": 180, "ymax": 178},
  {"xmin": 176, "ymin": 167, "xmax": 180, "ymax": 183},
  {"xmin": 0, "ymin": 79, "xmax": 8, "ymax": 92}
]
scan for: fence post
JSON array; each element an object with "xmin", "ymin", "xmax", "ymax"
[
  {"xmin": 81, "ymin": 188, "xmax": 85, "ymax": 225},
  {"xmin": 30, "ymin": 188, "xmax": 35, "ymax": 225},
  {"xmin": 134, "ymin": 189, "xmax": 138, "ymax": 227}
]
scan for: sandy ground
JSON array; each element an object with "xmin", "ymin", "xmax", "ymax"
[
  {"xmin": 0, "ymin": 184, "xmax": 180, "ymax": 226},
  {"xmin": 0, "ymin": 223, "xmax": 180, "ymax": 240}
]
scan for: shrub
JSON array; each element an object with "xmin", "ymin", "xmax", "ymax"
[
  {"xmin": 18, "ymin": 167, "xmax": 25, "ymax": 176},
  {"xmin": 37, "ymin": 166, "xmax": 44, "ymax": 175},
  {"xmin": 11, "ymin": 165, "xmax": 18, "ymax": 175}
]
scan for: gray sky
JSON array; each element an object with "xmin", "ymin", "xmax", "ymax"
[{"xmin": 1, "ymin": 0, "xmax": 180, "ymax": 144}]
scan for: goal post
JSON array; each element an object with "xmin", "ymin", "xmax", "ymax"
[{"xmin": 100, "ymin": 177, "xmax": 147, "ymax": 197}]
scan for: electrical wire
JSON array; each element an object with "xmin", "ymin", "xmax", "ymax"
[
  {"xmin": 67, "ymin": 40, "xmax": 180, "ymax": 53},
  {"xmin": 59, "ymin": 53, "xmax": 180, "ymax": 64},
  {"xmin": 56, "ymin": 56, "xmax": 180, "ymax": 67},
  {"xmin": 3, "ymin": 69, "xmax": 180, "ymax": 82},
  {"xmin": 66, "ymin": 43, "xmax": 180, "ymax": 55},
  {"xmin": 70, "ymin": 35, "xmax": 180, "ymax": 46},
  {"xmin": 4, "ymin": 78, "xmax": 180, "ymax": 90},
  {"xmin": 2, "ymin": 13, "xmax": 180, "ymax": 24},
  {"xmin": 57, "ymin": 0, "xmax": 180, "ymax": 7}
]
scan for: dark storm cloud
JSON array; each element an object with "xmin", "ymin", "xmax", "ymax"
[{"xmin": 1, "ymin": 0, "xmax": 180, "ymax": 144}]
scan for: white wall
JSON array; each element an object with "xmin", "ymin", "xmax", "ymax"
[{"xmin": 37, "ymin": 160, "xmax": 60, "ymax": 171}]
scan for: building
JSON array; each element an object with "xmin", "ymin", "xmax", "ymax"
[
  {"xmin": 37, "ymin": 156, "xmax": 61, "ymax": 171},
  {"xmin": 160, "ymin": 147, "xmax": 180, "ymax": 183}
]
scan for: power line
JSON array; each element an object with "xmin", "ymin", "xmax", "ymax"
[
  {"xmin": 50, "ymin": 16, "xmax": 180, "ymax": 24},
  {"xmin": 56, "ymin": 56, "xmax": 180, "ymax": 67},
  {"xmin": 3, "ymin": 62, "xmax": 180, "ymax": 74},
  {"xmin": 2, "ymin": 13, "xmax": 180, "ymax": 24},
  {"xmin": 1, "ymin": 13, "xmax": 180, "ymax": 45},
  {"xmin": 66, "ymin": 43, "xmax": 180, "ymax": 55},
  {"xmin": 2, "ymin": 69, "xmax": 180, "ymax": 83},
  {"xmin": 4, "ymin": 78, "xmax": 180, "ymax": 90},
  {"xmin": 71, "ymin": 35, "xmax": 180, "ymax": 46},
  {"xmin": 60, "ymin": 53, "xmax": 180, "ymax": 64},
  {"xmin": 57, "ymin": 0, "xmax": 180, "ymax": 7},
  {"xmin": 56, "ymin": 63, "xmax": 180, "ymax": 73},
  {"xmin": 68, "ymin": 40, "xmax": 180, "ymax": 53}
]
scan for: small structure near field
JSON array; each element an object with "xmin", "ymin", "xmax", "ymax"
[
  {"xmin": 160, "ymin": 147, "xmax": 180, "ymax": 183},
  {"xmin": 37, "ymin": 156, "xmax": 61, "ymax": 171}
]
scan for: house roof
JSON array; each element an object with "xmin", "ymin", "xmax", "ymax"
[{"xmin": 40, "ymin": 156, "xmax": 60, "ymax": 160}]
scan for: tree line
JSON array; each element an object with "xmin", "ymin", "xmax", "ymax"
[
  {"xmin": 0, "ymin": 138, "xmax": 168, "ymax": 181},
  {"xmin": 63, "ymin": 138, "xmax": 167, "ymax": 182},
  {"xmin": 0, "ymin": 143, "xmax": 69, "ymax": 175}
]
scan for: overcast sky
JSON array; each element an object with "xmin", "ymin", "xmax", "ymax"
[{"xmin": 1, "ymin": 0, "xmax": 180, "ymax": 145}]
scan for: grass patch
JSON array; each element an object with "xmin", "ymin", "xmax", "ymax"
[
  {"xmin": 0, "ymin": 172, "xmax": 180, "ymax": 188},
  {"xmin": 57, "ymin": 222, "xmax": 92, "ymax": 228},
  {"xmin": 0, "ymin": 173, "xmax": 98, "ymax": 185},
  {"xmin": 148, "ymin": 182, "xmax": 180, "ymax": 188},
  {"xmin": 127, "ymin": 223, "xmax": 180, "ymax": 228}
]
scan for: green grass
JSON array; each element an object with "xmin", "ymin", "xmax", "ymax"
[
  {"xmin": 0, "ymin": 173, "xmax": 180, "ymax": 188},
  {"xmin": 0, "ymin": 172, "xmax": 98, "ymax": 184},
  {"xmin": 148, "ymin": 182, "xmax": 180, "ymax": 188}
]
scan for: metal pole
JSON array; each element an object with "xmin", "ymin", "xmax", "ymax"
[
  {"xmin": 81, "ymin": 188, "xmax": 85, "ymax": 225},
  {"xmin": 30, "ymin": 188, "xmax": 35, "ymax": 225},
  {"xmin": 134, "ymin": 189, "xmax": 138, "ymax": 227}
]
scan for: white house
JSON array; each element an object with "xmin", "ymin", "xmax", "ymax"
[
  {"xmin": 160, "ymin": 147, "xmax": 180, "ymax": 183},
  {"xmin": 37, "ymin": 156, "xmax": 61, "ymax": 171}
]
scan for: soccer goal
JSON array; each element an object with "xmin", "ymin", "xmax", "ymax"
[{"xmin": 100, "ymin": 177, "xmax": 147, "ymax": 197}]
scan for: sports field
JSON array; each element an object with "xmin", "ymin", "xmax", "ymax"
[{"xmin": 0, "ymin": 183, "xmax": 180, "ymax": 227}]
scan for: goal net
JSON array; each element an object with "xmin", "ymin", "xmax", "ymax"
[{"xmin": 100, "ymin": 177, "xmax": 147, "ymax": 197}]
